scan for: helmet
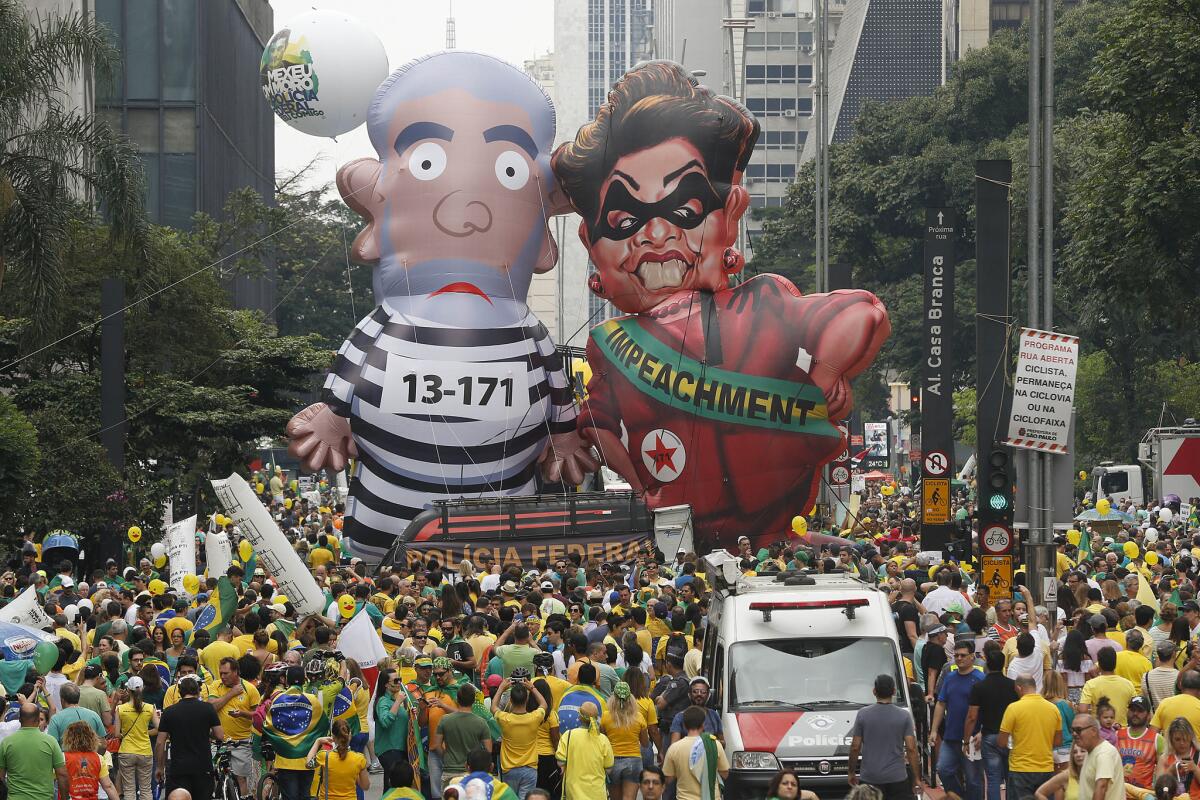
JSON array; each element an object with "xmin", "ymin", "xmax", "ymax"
[
  {"xmin": 510, "ymin": 666, "xmax": 531, "ymax": 681},
  {"xmin": 532, "ymin": 652, "xmax": 555, "ymax": 672},
  {"xmin": 304, "ymin": 657, "xmax": 326, "ymax": 679}
]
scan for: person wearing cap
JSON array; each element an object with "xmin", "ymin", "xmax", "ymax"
[
  {"xmin": 494, "ymin": 618, "xmax": 539, "ymax": 679},
  {"xmin": 848, "ymin": 674, "xmax": 921, "ymax": 800},
  {"xmin": 1151, "ymin": 669, "xmax": 1200, "ymax": 736},
  {"xmin": 1086, "ymin": 614, "xmax": 1126, "ymax": 663},
  {"xmin": 539, "ymin": 579, "xmax": 566, "ymax": 617},
  {"xmin": 154, "ymin": 673, "xmax": 223, "ymax": 800},
  {"xmin": 500, "ymin": 581, "xmax": 523, "ymax": 611},
  {"xmin": 0, "ymin": 703, "xmax": 69, "ymax": 800},
  {"xmin": 206, "ymin": 656, "xmax": 260, "ymax": 796},
  {"xmin": 997, "ymin": 675, "xmax": 1061, "ymax": 800},
  {"xmin": 1117, "ymin": 695, "xmax": 1160, "ymax": 794},
  {"xmin": 115, "ymin": 675, "xmax": 160, "ymax": 800},
  {"xmin": 1115, "ymin": 629, "xmax": 1154, "ymax": 687}
]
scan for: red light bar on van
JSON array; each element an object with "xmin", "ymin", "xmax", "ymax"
[{"xmin": 749, "ymin": 598, "xmax": 868, "ymax": 621}]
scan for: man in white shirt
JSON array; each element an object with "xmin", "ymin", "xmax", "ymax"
[
  {"xmin": 1006, "ymin": 632, "xmax": 1047, "ymax": 694},
  {"xmin": 480, "ymin": 565, "xmax": 501, "ymax": 594},
  {"xmin": 922, "ymin": 571, "xmax": 962, "ymax": 618},
  {"xmin": 1076, "ymin": 713, "xmax": 1125, "ymax": 800}
]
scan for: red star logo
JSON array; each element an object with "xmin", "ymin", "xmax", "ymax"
[
  {"xmin": 1165, "ymin": 437, "xmax": 1200, "ymax": 489},
  {"xmin": 645, "ymin": 434, "xmax": 678, "ymax": 474}
]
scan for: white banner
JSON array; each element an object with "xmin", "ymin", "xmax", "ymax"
[
  {"xmin": 211, "ymin": 473, "xmax": 326, "ymax": 616},
  {"xmin": 205, "ymin": 529, "xmax": 232, "ymax": 578},
  {"xmin": 1004, "ymin": 327, "xmax": 1079, "ymax": 454},
  {"xmin": 0, "ymin": 585, "xmax": 52, "ymax": 629},
  {"xmin": 165, "ymin": 515, "xmax": 198, "ymax": 595}
]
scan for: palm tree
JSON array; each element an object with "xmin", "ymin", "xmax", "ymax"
[{"xmin": 0, "ymin": 0, "xmax": 147, "ymax": 340}]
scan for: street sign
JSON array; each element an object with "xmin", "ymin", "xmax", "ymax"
[
  {"xmin": 1004, "ymin": 328, "xmax": 1079, "ymax": 454},
  {"xmin": 830, "ymin": 465, "xmax": 850, "ymax": 485},
  {"xmin": 922, "ymin": 478, "xmax": 950, "ymax": 525},
  {"xmin": 924, "ymin": 450, "xmax": 950, "ymax": 476},
  {"xmin": 981, "ymin": 524, "xmax": 1012, "ymax": 555},
  {"xmin": 1043, "ymin": 576, "xmax": 1058, "ymax": 604},
  {"xmin": 982, "ymin": 555, "xmax": 1013, "ymax": 600}
]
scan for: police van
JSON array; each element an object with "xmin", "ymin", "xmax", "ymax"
[{"xmin": 700, "ymin": 551, "xmax": 912, "ymax": 795}]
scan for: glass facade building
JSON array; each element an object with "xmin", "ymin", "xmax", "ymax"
[{"xmin": 95, "ymin": 0, "xmax": 276, "ymax": 311}]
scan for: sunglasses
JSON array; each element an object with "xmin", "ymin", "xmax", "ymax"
[
  {"xmin": 1070, "ymin": 726, "xmax": 1087, "ymax": 734},
  {"xmin": 413, "ymin": 635, "xmax": 427, "ymax": 640},
  {"xmin": 433, "ymin": 671, "xmax": 447, "ymax": 678},
  {"xmin": 389, "ymin": 679, "xmax": 403, "ymax": 685}
]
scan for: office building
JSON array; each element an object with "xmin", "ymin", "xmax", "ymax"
[
  {"xmin": 953, "ymin": 0, "xmax": 1081, "ymax": 61},
  {"xmin": 529, "ymin": 0, "xmax": 655, "ymax": 348},
  {"xmin": 93, "ymin": 0, "xmax": 276, "ymax": 311},
  {"xmin": 803, "ymin": 0, "xmax": 943, "ymax": 158}
]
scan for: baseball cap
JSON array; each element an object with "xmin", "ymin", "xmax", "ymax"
[
  {"xmin": 1183, "ymin": 601, "xmax": 1200, "ymax": 613},
  {"xmin": 587, "ymin": 590, "xmax": 603, "ymax": 602},
  {"xmin": 540, "ymin": 580, "xmax": 554, "ymax": 591},
  {"xmin": 926, "ymin": 624, "xmax": 948, "ymax": 637},
  {"xmin": 84, "ymin": 663, "xmax": 103, "ymax": 679},
  {"xmin": 689, "ymin": 676, "xmax": 710, "ymax": 687},
  {"xmin": 414, "ymin": 656, "xmax": 434, "ymax": 669},
  {"xmin": 1089, "ymin": 613, "xmax": 1108, "ymax": 628},
  {"xmin": 126, "ymin": 676, "xmax": 144, "ymax": 692},
  {"xmin": 1129, "ymin": 695, "xmax": 1150, "ymax": 710}
]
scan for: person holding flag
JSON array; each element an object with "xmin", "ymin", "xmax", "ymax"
[{"xmin": 257, "ymin": 665, "xmax": 326, "ymax": 800}]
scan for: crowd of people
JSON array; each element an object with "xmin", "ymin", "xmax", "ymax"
[{"xmin": 3, "ymin": 474, "xmax": 1200, "ymax": 800}]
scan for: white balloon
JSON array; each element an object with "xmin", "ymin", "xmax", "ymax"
[
  {"xmin": 1145, "ymin": 527, "xmax": 1159, "ymax": 544},
  {"xmin": 259, "ymin": 11, "xmax": 389, "ymax": 138},
  {"xmin": 1160, "ymin": 507, "xmax": 1174, "ymax": 523},
  {"xmin": 150, "ymin": 542, "xmax": 166, "ymax": 559}
]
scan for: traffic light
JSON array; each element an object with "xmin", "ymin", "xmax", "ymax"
[
  {"xmin": 981, "ymin": 444, "xmax": 1014, "ymax": 525},
  {"xmin": 909, "ymin": 386, "xmax": 920, "ymax": 411}
]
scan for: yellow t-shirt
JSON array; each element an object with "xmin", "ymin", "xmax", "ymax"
[
  {"xmin": 1105, "ymin": 630, "xmax": 1128, "ymax": 649},
  {"xmin": 535, "ymin": 675, "xmax": 572, "ymax": 755},
  {"xmin": 999, "ymin": 694, "xmax": 1061, "ymax": 772},
  {"xmin": 1056, "ymin": 551, "xmax": 1074, "ymax": 578},
  {"xmin": 163, "ymin": 683, "xmax": 182, "ymax": 708},
  {"xmin": 664, "ymin": 735, "xmax": 729, "ymax": 800},
  {"xmin": 601, "ymin": 709, "xmax": 647, "ymax": 758},
  {"xmin": 1080, "ymin": 675, "xmax": 1137, "ymax": 726},
  {"xmin": 655, "ymin": 634, "xmax": 694, "ymax": 662},
  {"xmin": 1151, "ymin": 693, "xmax": 1200, "ymax": 737},
  {"xmin": 634, "ymin": 628, "xmax": 654, "ymax": 658},
  {"xmin": 309, "ymin": 548, "xmax": 335, "ymax": 569},
  {"xmin": 636, "ymin": 696, "xmax": 659, "ymax": 730},
  {"xmin": 556, "ymin": 728, "xmax": 614, "ymax": 800},
  {"xmin": 494, "ymin": 708, "xmax": 547, "ymax": 771},
  {"xmin": 116, "ymin": 702, "xmax": 155, "ymax": 756},
  {"xmin": 206, "ymin": 678, "xmax": 261, "ymax": 740},
  {"xmin": 1114, "ymin": 650, "xmax": 1153, "ymax": 688},
  {"xmin": 352, "ymin": 685, "xmax": 370, "ymax": 732},
  {"xmin": 56, "ymin": 627, "xmax": 81, "ymax": 654},
  {"xmin": 646, "ymin": 616, "xmax": 670, "ymax": 639},
  {"xmin": 312, "ymin": 749, "xmax": 366, "ymax": 800},
  {"xmin": 232, "ymin": 634, "xmax": 279, "ymax": 657},
  {"xmin": 199, "ymin": 641, "xmax": 240, "ymax": 678}
]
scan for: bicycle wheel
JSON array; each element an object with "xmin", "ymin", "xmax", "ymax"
[
  {"xmin": 256, "ymin": 772, "xmax": 281, "ymax": 800},
  {"xmin": 219, "ymin": 773, "xmax": 240, "ymax": 800}
]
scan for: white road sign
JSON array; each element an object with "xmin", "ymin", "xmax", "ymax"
[
  {"xmin": 1004, "ymin": 327, "xmax": 1079, "ymax": 454},
  {"xmin": 924, "ymin": 450, "xmax": 949, "ymax": 476}
]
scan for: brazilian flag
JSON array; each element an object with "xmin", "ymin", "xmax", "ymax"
[
  {"xmin": 143, "ymin": 656, "xmax": 172, "ymax": 686},
  {"xmin": 195, "ymin": 576, "xmax": 237, "ymax": 635},
  {"xmin": 257, "ymin": 687, "xmax": 325, "ymax": 767},
  {"xmin": 330, "ymin": 683, "xmax": 361, "ymax": 735},
  {"xmin": 443, "ymin": 773, "xmax": 519, "ymax": 800}
]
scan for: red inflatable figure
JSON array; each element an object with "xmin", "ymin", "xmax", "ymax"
[{"xmin": 552, "ymin": 61, "xmax": 891, "ymax": 550}]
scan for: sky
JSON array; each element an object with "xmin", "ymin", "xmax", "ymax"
[{"xmin": 268, "ymin": 0, "xmax": 555, "ymax": 190}]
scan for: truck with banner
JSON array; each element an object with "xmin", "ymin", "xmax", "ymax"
[{"xmin": 384, "ymin": 491, "xmax": 692, "ymax": 573}]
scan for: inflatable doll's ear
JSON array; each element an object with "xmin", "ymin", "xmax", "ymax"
[{"xmin": 336, "ymin": 158, "xmax": 385, "ymax": 265}]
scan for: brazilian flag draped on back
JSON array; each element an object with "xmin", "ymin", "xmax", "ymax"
[
  {"xmin": 143, "ymin": 656, "xmax": 172, "ymax": 686},
  {"xmin": 195, "ymin": 575, "xmax": 236, "ymax": 635},
  {"xmin": 255, "ymin": 686, "xmax": 326, "ymax": 769},
  {"xmin": 330, "ymin": 682, "xmax": 362, "ymax": 735}
]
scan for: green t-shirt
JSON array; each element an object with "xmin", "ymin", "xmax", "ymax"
[
  {"xmin": 496, "ymin": 644, "xmax": 537, "ymax": 678},
  {"xmin": 438, "ymin": 710, "xmax": 491, "ymax": 774},
  {"xmin": 0, "ymin": 727, "xmax": 65, "ymax": 800},
  {"xmin": 373, "ymin": 694, "xmax": 410, "ymax": 756}
]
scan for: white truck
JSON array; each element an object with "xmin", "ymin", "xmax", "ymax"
[
  {"xmin": 1093, "ymin": 423, "xmax": 1200, "ymax": 507},
  {"xmin": 699, "ymin": 550, "xmax": 913, "ymax": 794}
]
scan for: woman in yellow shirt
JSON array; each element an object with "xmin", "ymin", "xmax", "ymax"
[
  {"xmin": 115, "ymin": 676, "xmax": 159, "ymax": 800},
  {"xmin": 600, "ymin": 683, "xmax": 648, "ymax": 800},
  {"xmin": 306, "ymin": 720, "xmax": 369, "ymax": 800},
  {"xmin": 624, "ymin": 668, "xmax": 662, "ymax": 761}
]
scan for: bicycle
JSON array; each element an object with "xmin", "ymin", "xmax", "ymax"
[
  {"xmin": 255, "ymin": 740, "xmax": 281, "ymax": 800},
  {"xmin": 213, "ymin": 741, "xmax": 240, "ymax": 800}
]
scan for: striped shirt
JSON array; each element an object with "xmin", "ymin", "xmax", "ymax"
[{"xmin": 324, "ymin": 303, "xmax": 577, "ymax": 559}]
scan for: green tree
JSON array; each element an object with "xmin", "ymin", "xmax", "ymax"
[
  {"xmin": 0, "ymin": 0, "xmax": 147, "ymax": 338},
  {"xmin": 0, "ymin": 393, "xmax": 39, "ymax": 511}
]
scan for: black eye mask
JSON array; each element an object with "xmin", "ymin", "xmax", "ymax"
[{"xmin": 590, "ymin": 172, "xmax": 724, "ymax": 242}]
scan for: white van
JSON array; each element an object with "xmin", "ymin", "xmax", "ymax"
[{"xmin": 700, "ymin": 551, "xmax": 912, "ymax": 795}]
